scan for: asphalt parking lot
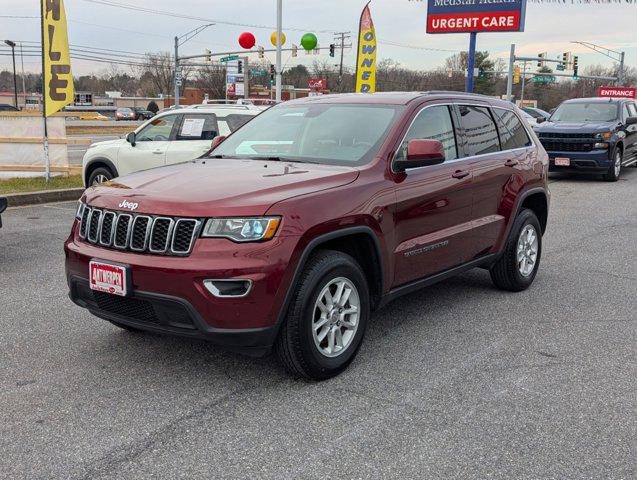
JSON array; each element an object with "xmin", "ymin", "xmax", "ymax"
[{"xmin": 1, "ymin": 170, "xmax": 635, "ymax": 479}]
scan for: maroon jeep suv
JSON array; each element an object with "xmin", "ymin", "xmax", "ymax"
[{"xmin": 65, "ymin": 92, "xmax": 549, "ymax": 380}]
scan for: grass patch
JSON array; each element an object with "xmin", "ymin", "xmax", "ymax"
[{"xmin": 0, "ymin": 175, "xmax": 84, "ymax": 194}]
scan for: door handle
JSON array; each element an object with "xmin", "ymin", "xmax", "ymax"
[
  {"xmin": 505, "ymin": 159, "xmax": 519, "ymax": 167},
  {"xmin": 452, "ymin": 169, "xmax": 470, "ymax": 179},
  {"xmin": 152, "ymin": 150, "xmax": 164, "ymax": 155}
]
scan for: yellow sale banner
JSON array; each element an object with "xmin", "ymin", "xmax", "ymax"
[
  {"xmin": 42, "ymin": 0, "xmax": 74, "ymax": 117},
  {"xmin": 355, "ymin": 3, "xmax": 377, "ymax": 93}
]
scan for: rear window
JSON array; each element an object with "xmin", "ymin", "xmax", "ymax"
[
  {"xmin": 493, "ymin": 108, "xmax": 532, "ymax": 150},
  {"xmin": 457, "ymin": 105, "xmax": 500, "ymax": 157}
]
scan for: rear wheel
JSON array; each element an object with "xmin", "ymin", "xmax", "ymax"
[
  {"xmin": 490, "ymin": 209, "xmax": 542, "ymax": 292},
  {"xmin": 603, "ymin": 149, "xmax": 622, "ymax": 182},
  {"xmin": 275, "ymin": 250, "xmax": 370, "ymax": 380},
  {"xmin": 88, "ymin": 167, "xmax": 114, "ymax": 186}
]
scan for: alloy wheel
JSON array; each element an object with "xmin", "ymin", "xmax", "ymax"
[
  {"xmin": 312, "ymin": 277, "xmax": 360, "ymax": 358},
  {"xmin": 517, "ymin": 225, "xmax": 539, "ymax": 277}
]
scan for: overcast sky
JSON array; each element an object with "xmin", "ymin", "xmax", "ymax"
[{"xmin": 1, "ymin": 0, "xmax": 635, "ymax": 76}]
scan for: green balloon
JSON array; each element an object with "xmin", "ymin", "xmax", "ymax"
[{"xmin": 301, "ymin": 33, "xmax": 318, "ymax": 51}]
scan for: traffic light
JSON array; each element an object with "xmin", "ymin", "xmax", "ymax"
[
  {"xmin": 237, "ymin": 60, "xmax": 243, "ymax": 74},
  {"xmin": 562, "ymin": 52, "xmax": 569, "ymax": 70},
  {"xmin": 270, "ymin": 64, "xmax": 275, "ymax": 83},
  {"xmin": 537, "ymin": 52, "xmax": 545, "ymax": 68},
  {"xmin": 513, "ymin": 65, "xmax": 520, "ymax": 84},
  {"xmin": 573, "ymin": 56, "xmax": 579, "ymax": 79},
  {"xmin": 329, "ymin": 44, "xmax": 335, "ymax": 58},
  {"xmin": 205, "ymin": 49, "xmax": 212, "ymax": 62},
  {"xmin": 292, "ymin": 44, "xmax": 298, "ymax": 57},
  {"xmin": 258, "ymin": 46, "xmax": 264, "ymax": 59}
]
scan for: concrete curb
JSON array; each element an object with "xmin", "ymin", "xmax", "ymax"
[{"xmin": 5, "ymin": 188, "xmax": 85, "ymax": 207}]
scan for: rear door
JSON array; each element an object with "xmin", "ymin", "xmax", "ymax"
[
  {"xmin": 117, "ymin": 113, "xmax": 180, "ymax": 176},
  {"xmin": 392, "ymin": 103, "xmax": 474, "ymax": 286},
  {"xmin": 621, "ymin": 102, "xmax": 637, "ymax": 162},
  {"xmin": 457, "ymin": 105, "xmax": 531, "ymax": 257}
]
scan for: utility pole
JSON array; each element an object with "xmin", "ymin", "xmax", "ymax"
[
  {"xmin": 174, "ymin": 36, "xmax": 180, "ymax": 108},
  {"xmin": 275, "ymin": 0, "xmax": 282, "ymax": 103},
  {"xmin": 333, "ymin": 31, "xmax": 351, "ymax": 85},
  {"xmin": 4, "ymin": 40, "xmax": 18, "ymax": 109},
  {"xmin": 19, "ymin": 42, "xmax": 26, "ymax": 97},
  {"xmin": 520, "ymin": 61, "xmax": 527, "ymax": 103},
  {"xmin": 618, "ymin": 51, "xmax": 625, "ymax": 86}
]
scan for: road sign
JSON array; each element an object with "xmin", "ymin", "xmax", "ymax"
[
  {"xmin": 251, "ymin": 70, "xmax": 266, "ymax": 76},
  {"xmin": 426, "ymin": 0, "xmax": 527, "ymax": 34},
  {"xmin": 220, "ymin": 55, "xmax": 239, "ymax": 63},
  {"xmin": 556, "ymin": 64, "xmax": 565, "ymax": 71},
  {"xmin": 531, "ymin": 76, "xmax": 556, "ymax": 83}
]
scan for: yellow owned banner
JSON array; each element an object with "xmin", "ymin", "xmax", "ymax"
[
  {"xmin": 42, "ymin": 0, "xmax": 74, "ymax": 117},
  {"xmin": 355, "ymin": 3, "xmax": 376, "ymax": 93}
]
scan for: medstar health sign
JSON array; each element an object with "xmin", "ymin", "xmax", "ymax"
[{"xmin": 427, "ymin": 0, "xmax": 527, "ymax": 34}]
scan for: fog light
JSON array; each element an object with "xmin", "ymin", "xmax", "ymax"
[
  {"xmin": 204, "ymin": 279, "xmax": 252, "ymax": 298},
  {"xmin": 594, "ymin": 142, "xmax": 609, "ymax": 149}
]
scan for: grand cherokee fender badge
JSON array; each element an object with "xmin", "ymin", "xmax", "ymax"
[{"xmin": 118, "ymin": 200, "xmax": 139, "ymax": 211}]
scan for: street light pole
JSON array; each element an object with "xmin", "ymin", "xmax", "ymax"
[
  {"xmin": 174, "ymin": 24, "xmax": 214, "ymax": 108},
  {"xmin": 4, "ymin": 40, "xmax": 18, "ymax": 109},
  {"xmin": 275, "ymin": 0, "xmax": 282, "ymax": 103}
]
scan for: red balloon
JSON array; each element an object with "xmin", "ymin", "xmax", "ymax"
[{"xmin": 239, "ymin": 32, "xmax": 256, "ymax": 50}]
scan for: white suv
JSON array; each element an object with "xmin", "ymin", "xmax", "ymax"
[{"xmin": 82, "ymin": 104, "xmax": 261, "ymax": 186}]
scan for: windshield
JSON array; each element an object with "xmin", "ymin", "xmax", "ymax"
[
  {"xmin": 550, "ymin": 103, "xmax": 618, "ymax": 123},
  {"xmin": 210, "ymin": 104, "xmax": 403, "ymax": 166}
]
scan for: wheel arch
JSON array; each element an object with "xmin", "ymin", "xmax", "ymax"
[
  {"xmin": 276, "ymin": 226, "xmax": 385, "ymax": 330},
  {"xmin": 84, "ymin": 158, "xmax": 118, "ymax": 187},
  {"xmin": 519, "ymin": 190, "xmax": 549, "ymax": 234}
]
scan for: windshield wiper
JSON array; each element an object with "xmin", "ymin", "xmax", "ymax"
[{"xmin": 251, "ymin": 156, "xmax": 316, "ymax": 164}]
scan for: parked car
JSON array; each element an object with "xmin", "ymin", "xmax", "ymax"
[
  {"xmin": 131, "ymin": 106, "xmax": 155, "ymax": 120},
  {"xmin": 535, "ymin": 97, "xmax": 637, "ymax": 181},
  {"xmin": 0, "ymin": 104, "xmax": 19, "ymax": 112},
  {"xmin": 66, "ymin": 92, "xmax": 550, "ymax": 380},
  {"xmin": 115, "ymin": 107, "xmax": 136, "ymax": 121},
  {"xmin": 520, "ymin": 110, "xmax": 540, "ymax": 127},
  {"xmin": 82, "ymin": 105, "xmax": 261, "ymax": 186},
  {"xmin": 0, "ymin": 196, "xmax": 6, "ymax": 227}
]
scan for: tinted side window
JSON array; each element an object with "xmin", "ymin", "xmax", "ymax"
[
  {"xmin": 395, "ymin": 105, "xmax": 458, "ymax": 162},
  {"xmin": 176, "ymin": 114, "xmax": 219, "ymax": 141},
  {"xmin": 627, "ymin": 103, "xmax": 637, "ymax": 117},
  {"xmin": 458, "ymin": 105, "xmax": 500, "ymax": 156},
  {"xmin": 493, "ymin": 108, "xmax": 532, "ymax": 150},
  {"xmin": 621, "ymin": 104, "xmax": 630, "ymax": 123}
]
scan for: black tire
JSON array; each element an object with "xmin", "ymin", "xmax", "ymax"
[
  {"xmin": 275, "ymin": 250, "xmax": 370, "ymax": 380},
  {"xmin": 603, "ymin": 149, "xmax": 622, "ymax": 182},
  {"xmin": 107, "ymin": 320, "xmax": 144, "ymax": 333},
  {"xmin": 88, "ymin": 167, "xmax": 114, "ymax": 186},
  {"xmin": 490, "ymin": 209, "xmax": 542, "ymax": 292}
]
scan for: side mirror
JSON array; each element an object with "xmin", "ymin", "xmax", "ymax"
[
  {"xmin": 0, "ymin": 196, "xmax": 7, "ymax": 228},
  {"xmin": 536, "ymin": 117, "xmax": 546, "ymax": 124},
  {"xmin": 626, "ymin": 116, "xmax": 637, "ymax": 126},
  {"xmin": 394, "ymin": 139, "xmax": 446, "ymax": 173},
  {"xmin": 211, "ymin": 135, "xmax": 227, "ymax": 149},
  {"xmin": 126, "ymin": 132, "xmax": 136, "ymax": 147}
]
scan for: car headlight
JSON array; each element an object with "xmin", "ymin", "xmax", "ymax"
[
  {"xmin": 595, "ymin": 132, "xmax": 612, "ymax": 139},
  {"xmin": 75, "ymin": 200, "xmax": 85, "ymax": 220},
  {"xmin": 202, "ymin": 217, "xmax": 280, "ymax": 242}
]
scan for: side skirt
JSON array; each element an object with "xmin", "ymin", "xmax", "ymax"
[{"xmin": 378, "ymin": 253, "xmax": 499, "ymax": 309}]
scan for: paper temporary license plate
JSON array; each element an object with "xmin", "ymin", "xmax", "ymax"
[
  {"xmin": 89, "ymin": 260, "xmax": 128, "ymax": 297},
  {"xmin": 555, "ymin": 157, "xmax": 571, "ymax": 166}
]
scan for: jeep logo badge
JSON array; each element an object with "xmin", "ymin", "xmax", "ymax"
[{"xmin": 118, "ymin": 200, "xmax": 139, "ymax": 211}]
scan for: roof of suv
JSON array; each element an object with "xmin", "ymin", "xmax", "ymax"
[{"xmin": 285, "ymin": 91, "xmax": 515, "ymax": 109}]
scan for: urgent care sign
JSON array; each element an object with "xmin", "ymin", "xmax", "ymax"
[
  {"xmin": 427, "ymin": 0, "xmax": 527, "ymax": 34},
  {"xmin": 598, "ymin": 86, "xmax": 636, "ymax": 99}
]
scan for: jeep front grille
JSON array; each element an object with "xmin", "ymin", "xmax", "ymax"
[{"xmin": 78, "ymin": 206, "xmax": 201, "ymax": 256}]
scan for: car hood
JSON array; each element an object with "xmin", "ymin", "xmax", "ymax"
[
  {"xmin": 535, "ymin": 121, "xmax": 617, "ymax": 134},
  {"xmin": 82, "ymin": 159, "xmax": 360, "ymax": 217},
  {"xmin": 90, "ymin": 139, "xmax": 123, "ymax": 148}
]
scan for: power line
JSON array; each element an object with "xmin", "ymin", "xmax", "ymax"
[{"xmin": 81, "ymin": 0, "xmax": 336, "ymax": 33}]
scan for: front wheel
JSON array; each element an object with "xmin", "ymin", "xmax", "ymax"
[
  {"xmin": 603, "ymin": 149, "xmax": 622, "ymax": 182},
  {"xmin": 275, "ymin": 250, "xmax": 370, "ymax": 380},
  {"xmin": 88, "ymin": 167, "xmax": 114, "ymax": 186},
  {"xmin": 490, "ymin": 209, "xmax": 542, "ymax": 292}
]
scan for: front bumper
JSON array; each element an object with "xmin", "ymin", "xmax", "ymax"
[
  {"xmin": 65, "ymin": 223, "xmax": 301, "ymax": 354},
  {"xmin": 547, "ymin": 149, "xmax": 611, "ymax": 172}
]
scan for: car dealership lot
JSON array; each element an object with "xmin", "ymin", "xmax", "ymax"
[{"xmin": 1, "ymin": 172, "xmax": 635, "ymax": 479}]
